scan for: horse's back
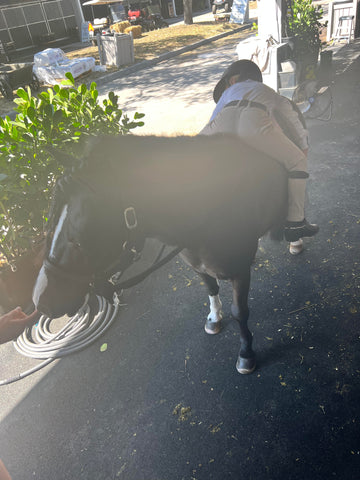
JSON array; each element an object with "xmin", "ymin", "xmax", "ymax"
[{"xmin": 88, "ymin": 134, "xmax": 288, "ymax": 245}]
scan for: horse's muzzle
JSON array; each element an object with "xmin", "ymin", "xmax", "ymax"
[{"xmin": 32, "ymin": 264, "xmax": 89, "ymax": 318}]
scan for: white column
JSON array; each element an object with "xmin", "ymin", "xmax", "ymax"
[{"xmin": 257, "ymin": 0, "xmax": 282, "ymax": 42}]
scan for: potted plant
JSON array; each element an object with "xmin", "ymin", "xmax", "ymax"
[
  {"xmin": 0, "ymin": 74, "xmax": 144, "ymax": 311},
  {"xmin": 285, "ymin": 0, "xmax": 326, "ymax": 81}
]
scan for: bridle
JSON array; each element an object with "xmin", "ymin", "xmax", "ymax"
[
  {"xmin": 43, "ymin": 203, "xmax": 145, "ymax": 284},
  {"xmin": 43, "ymin": 257, "xmax": 94, "ymax": 284},
  {"xmin": 44, "ymin": 203, "xmax": 182, "ymax": 292},
  {"xmin": 43, "ymin": 150, "xmax": 185, "ymax": 292},
  {"xmin": 102, "ymin": 205, "xmax": 183, "ymax": 290}
]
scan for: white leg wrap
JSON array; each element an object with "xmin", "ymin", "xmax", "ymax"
[
  {"xmin": 205, "ymin": 294, "xmax": 223, "ymax": 335},
  {"xmin": 208, "ymin": 294, "xmax": 223, "ymax": 323},
  {"xmin": 289, "ymin": 239, "xmax": 304, "ymax": 255}
]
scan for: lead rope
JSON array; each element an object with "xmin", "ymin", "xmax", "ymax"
[{"xmin": 0, "ymin": 293, "xmax": 122, "ymax": 386}]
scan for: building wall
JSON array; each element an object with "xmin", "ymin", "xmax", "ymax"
[{"xmin": 0, "ymin": 0, "xmax": 82, "ymax": 51}]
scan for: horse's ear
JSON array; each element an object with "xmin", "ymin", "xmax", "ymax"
[
  {"xmin": 69, "ymin": 135, "xmax": 101, "ymax": 166},
  {"xmin": 82, "ymin": 135, "xmax": 102, "ymax": 156},
  {"xmin": 79, "ymin": 136, "xmax": 114, "ymax": 177},
  {"xmin": 44, "ymin": 136, "xmax": 102, "ymax": 171}
]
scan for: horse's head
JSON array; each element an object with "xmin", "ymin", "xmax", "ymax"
[{"xmin": 32, "ymin": 175, "xmax": 129, "ymax": 318}]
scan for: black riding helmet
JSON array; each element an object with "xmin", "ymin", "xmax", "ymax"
[{"xmin": 213, "ymin": 60, "xmax": 263, "ymax": 104}]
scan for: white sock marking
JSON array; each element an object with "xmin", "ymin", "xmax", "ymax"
[{"xmin": 208, "ymin": 294, "xmax": 223, "ymax": 323}]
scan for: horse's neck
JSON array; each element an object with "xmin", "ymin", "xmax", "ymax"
[{"xmin": 99, "ymin": 139, "xmax": 203, "ymax": 245}]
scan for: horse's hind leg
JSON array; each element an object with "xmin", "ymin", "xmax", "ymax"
[
  {"xmin": 231, "ymin": 267, "xmax": 256, "ymax": 374},
  {"xmin": 198, "ymin": 273, "xmax": 223, "ymax": 335}
]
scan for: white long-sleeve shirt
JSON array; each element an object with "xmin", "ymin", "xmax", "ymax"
[{"xmin": 210, "ymin": 80, "xmax": 309, "ymax": 151}]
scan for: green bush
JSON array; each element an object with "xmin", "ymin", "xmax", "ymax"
[
  {"xmin": 0, "ymin": 73, "xmax": 144, "ymax": 265},
  {"xmin": 286, "ymin": 0, "xmax": 326, "ymax": 61}
]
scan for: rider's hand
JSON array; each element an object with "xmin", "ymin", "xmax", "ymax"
[{"xmin": 0, "ymin": 307, "xmax": 39, "ymax": 345}]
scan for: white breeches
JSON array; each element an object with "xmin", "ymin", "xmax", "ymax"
[{"xmin": 200, "ymin": 105, "xmax": 308, "ymax": 221}]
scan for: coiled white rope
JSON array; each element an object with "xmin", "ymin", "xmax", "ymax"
[{"xmin": 0, "ymin": 293, "xmax": 122, "ymax": 386}]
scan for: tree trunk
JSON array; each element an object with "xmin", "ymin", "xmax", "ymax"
[{"xmin": 183, "ymin": 0, "xmax": 193, "ymax": 25}]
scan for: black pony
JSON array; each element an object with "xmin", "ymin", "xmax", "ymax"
[{"xmin": 33, "ymin": 134, "xmax": 288, "ymax": 374}]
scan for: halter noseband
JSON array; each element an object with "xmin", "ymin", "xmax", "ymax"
[{"xmin": 43, "ymin": 258, "xmax": 94, "ymax": 284}]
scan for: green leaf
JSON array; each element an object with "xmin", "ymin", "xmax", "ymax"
[
  {"xmin": 59, "ymin": 88, "xmax": 70, "ymax": 100},
  {"xmin": 78, "ymin": 83, "xmax": 87, "ymax": 95},
  {"xmin": 91, "ymin": 89, "xmax": 98, "ymax": 102},
  {"xmin": 53, "ymin": 109, "xmax": 64, "ymax": 126},
  {"xmin": 48, "ymin": 88, "xmax": 54, "ymax": 104},
  {"xmin": 64, "ymin": 72, "xmax": 75, "ymax": 85},
  {"xmin": 44, "ymin": 103, "xmax": 54, "ymax": 117},
  {"xmin": 61, "ymin": 78, "xmax": 74, "ymax": 88},
  {"xmin": 16, "ymin": 88, "xmax": 29, "ymax": 101},
  {"xmin": 108, "ymin": 91, "xmax": 117, "ymax": 102},
  {"xmin": 134, "ymin": 112, "xmax": 145, "ymax": 120},
  {"xmin": 100, "ymin": 343, "xmax": 108, "ymax": 352},
  {"xmin": 26, "ymin": 106, "xmax": 36, "ymax": 122}
]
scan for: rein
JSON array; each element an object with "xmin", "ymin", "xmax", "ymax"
[
  {"xmin": 102, "ymin": 206, "xmax": 183, "ymax": 290},
  {"xmin": 109, "ymin": 244, "xmax": 183, "ymax": 290}
]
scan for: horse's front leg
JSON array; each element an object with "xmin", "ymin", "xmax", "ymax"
[
  {"xmin": 198, "ymin": 273, "xmax": 223, "ymax": 335},
  {"xmin": 231, "ymin": 267, "xmax": 256, "ymax": 374}
]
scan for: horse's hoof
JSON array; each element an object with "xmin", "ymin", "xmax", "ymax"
[
  {"xmin": 204, "ymin": 319, "xmax": 222, "ymax": 335},
  {"xmin": 236, "ymin": 356, "xmax": 256, "ymax": 374}
]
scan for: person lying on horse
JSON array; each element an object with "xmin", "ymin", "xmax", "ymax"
[{"xmin": 200, "ymin": 59, "xmax": 319, "ymax": 248}]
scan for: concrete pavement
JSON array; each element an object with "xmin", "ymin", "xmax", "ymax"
[
  {"xmin": 94, "ymin": 26, "xmax": 252, "ymax": 135},
  {"xmin": 0, "ymin": 26, "xmax": 359, "ymax": 480}
]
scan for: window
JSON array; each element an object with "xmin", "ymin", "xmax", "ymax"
[{"xmin": 0, "ymin": 0, "xmax": 77, "ymax": 48}]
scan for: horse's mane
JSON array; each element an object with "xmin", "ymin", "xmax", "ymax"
[
  {"xmin": 46, "ymin": 136, "xmax": 105, "ymax": 236},
  {"xmin": 46, "ymin": 164, "xmax": 90, "ymax": 236},
  {"xmin": 46, "ymin": 175, "xmax": 73, "ymax": 236}
]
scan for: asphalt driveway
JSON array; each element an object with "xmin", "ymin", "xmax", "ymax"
[{"xmin": 0, "ymin": 33, "xmax": 359, "ymax": 480}]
